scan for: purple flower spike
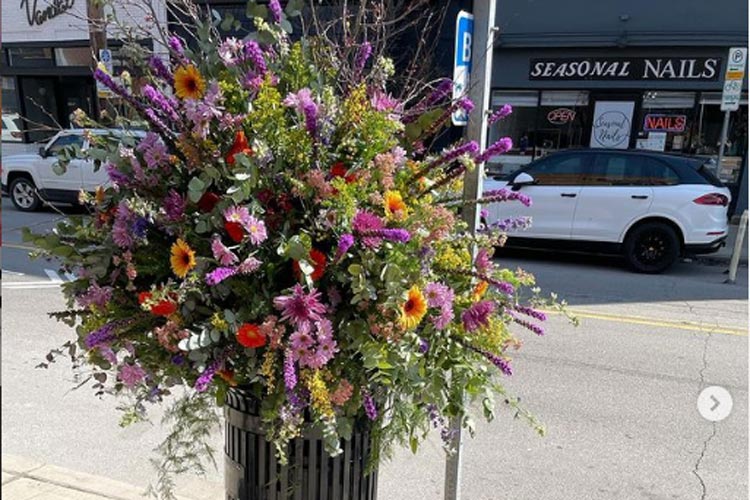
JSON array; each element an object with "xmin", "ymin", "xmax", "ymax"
[
  {"xmin": 168, "ymin": 36, "xmax": 185, "ymax": 57},
  {"xmin": 476, "ymin": 137, "xmax": 513, "ymax": 164},
  {"xmin": 363, "ymin": 391, "xmax": 378, "ymax": 420},
  {"xmin": 336, "ymin": 233, "xmax": 355, "ymax": 260},
  {"xmin": 283, "ymin": 350, "xmax": 297, "ymax": 390},
  {"xmin": 85, "ymin": 322, "xmax": 117, "ymax": 349},
  {"xmin": 355, "ymin": 41, "xmax": 372, "ymax": 74},
  {"xmin": 269, "ymin": 0, "xmax": 283, "ymax": 23},
  {"xmin": 205, "ymin": 267, "xmax": 238, "ymax": 286},
  {"xmin": 488, "ymin": 104, "xmax": 513, "ymax": 125},
  {"xmin": 148, "ymin": 56, "xmax": 174, "ymax": 85}
]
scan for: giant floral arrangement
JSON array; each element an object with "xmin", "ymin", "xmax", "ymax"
[{"xmin": 29, "ymin": 0, "xmax": 563, "ymax": 489}]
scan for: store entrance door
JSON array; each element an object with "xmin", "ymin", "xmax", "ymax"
[
  {"xmin": 58, "ymin": 78, "xmax": 95, "ymax": 128},
  {"xmin": 19, "ymin": 77, "xmax": 58, "ymax": 143}
]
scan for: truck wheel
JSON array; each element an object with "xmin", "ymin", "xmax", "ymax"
[
  {"xmin": 623, "ymin": 222, "xmax": 679, "ymax": 273},
  {"xmin": 9, "ymin": 176, "xmax": 41, "ymax": 212}
]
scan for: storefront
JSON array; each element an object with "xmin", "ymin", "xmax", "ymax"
[
  {"xmin": 1, "ymin": 1, "xmax": 165, "ymax": 143},
  {"xmin": 486, "ymin": 47, "xmax": 748, "ymax": 212}
]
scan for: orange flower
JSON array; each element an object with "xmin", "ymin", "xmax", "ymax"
[
  {"xmin": 226, "ymin": 130, "xmax": 253, "ymax": 166},
  {"xmin": 170, "ymin": 239, "xmax": 196, "ymax": 278},
  {"xmin": 174, "ymin": 65, "xmax": 206, "ymax": 100},
  {"xmin": 384, "ymin": 190, "xmax": 408, "ymax": 219},
  {"xmin": 217, "ymin": 369, "xmax": 238, "ymax": 386},
  {"xmin": 237, "ymin": 323, "xmax": 266, "ymax": 348},
  {"xmin": 292, "ymin": 248, "xmax": 327, "ymax": 281},
  {"xmin": 399, "ymin": 285, "xmax": 427, "ymax": 330},
  {"xmin": 473, "ymin": 281, "xmax": 489, "ymax": 301}
]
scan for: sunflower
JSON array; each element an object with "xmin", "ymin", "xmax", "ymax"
[
  {"xmin": 174, "ymin": 65, "xmax": 206, "ymax": 100},
  {"xmin": 384, "ymin": 190, "xmax": 408, "ymax": 219},
  {"xmin": 399, "ymin": 285, "xmax": 428, "ymax": 330},
  {"xmin": 170, "ymin": 239, "xmax": 196, "ymax": 278}
]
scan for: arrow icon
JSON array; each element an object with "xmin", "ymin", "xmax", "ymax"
[{"xmin": 710, "ymin": 395, "xmax": 720, "ymax": 412}]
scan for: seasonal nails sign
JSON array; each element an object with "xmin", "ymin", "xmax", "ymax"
[{"xmin": 589, "ymin": 101, "xmax": 635, "ymax": 149}]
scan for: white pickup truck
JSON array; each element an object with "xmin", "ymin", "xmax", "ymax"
[{"xmin": 2, "ymin": 128, "xmax": 144, "ymax": 211}]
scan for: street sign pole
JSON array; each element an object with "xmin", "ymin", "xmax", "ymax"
[
  {"xmin": 716, "ymin": 47, "xmax": 748, "ymax": 176},
  {"xmin": 444, "ymin": 2, "xmax": 496, "ymax": 500}
]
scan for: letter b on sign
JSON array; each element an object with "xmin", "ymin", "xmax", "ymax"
[{"xmin": 462, "ymin": 33, "xmax": 472, "ymax": 64}]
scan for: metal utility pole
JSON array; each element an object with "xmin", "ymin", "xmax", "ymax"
[
  {"xmin": 87, "ymin": 0, "xmax": 108, "ymax": 119},
  {"xmin": 445, "ymin": 2, "xmax": 497, "ymax": 500}
]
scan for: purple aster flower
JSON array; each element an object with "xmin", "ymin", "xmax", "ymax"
[
  {"xmin": 290, "ymin": 325, "xmax": 315, "ymax": 351},
  {"xmin": 283, "ymin": 350, "xmax": 297, "ymax": 390},
  {"xmin": 476, "ymin": 137, "xmax": 513, "ymax": 164},
  {"xmin": 461, "ymin": 300, "xmax": 496, "ymax": 332},
  {"xmin": 352, "ymin": 211, "xmax": 384, "ymax": 249},
  {"xmin": 433, "ymin": 304, "xmax": 455, "ymax": 330},
  {"xmin": 119, "ymin": 363, "xmax": 147, "ymax": 389},
  {"xmin": 112, "ymin": 202, "xmax": 135, "ymax": 248},
  {"xmin": 424, "ymin": 282, "xmax": 454, "ymax": 308},
  {"xmin": 106, "ymin": 163, "xmax": 130, "ymax": 187},
  {"xmin": 218, "ymin": 37, "xmax": 243, "ymax": 66},
  {"xmin": 84, "ymin": 322, "xmax": 117, "ymax": 349},
  {"xmin": 243, "ymin": 216, "xmax": 267, "ymax": 245},
  {"xmin": 487, "ymin": 104, "xmax": 513, "ymax": 125},
  {"xmin": 335, "ymin": 233, "xmax": 355, "ymax": 260},
  {"xmin": 163, "ymin": 190, "xmax": 186, "ymax": 222},
  {"xmin": 370, "ymin": 90, "xmax": 402, "ymax": 114},
  {"xmin": 269, "ymin": 0, "xmax": 283, "ymax": 23},
  {"xmin": 211, "ymin": 236, "xmax": 239, "ymax": 266},
  {"xmin": 474, "ymin": 248, "xmax": 493, "ymax": 274},
  {"xmin": 148, "ymin": 56, "xmax": 173, "ymax": 84},
  {"xmin": 206, "ymin": 267, "xmax": 238, "ymax": 286},
  {"xmin": 224, "ymin": 205, "xmax": 251, "ymax": 225},
  {"xmin": 419, "ymin": 338, "xmax": 430, "ymax": 354},
  {"xmin": 315, "ymin": 318, "xmax": 334, "ymax": 342},
  {"xmin": 273, "ymin": 284, "xmax": 327, "ymax": 328},
  {"xmin": 237, "ymin": 256, "xmax": 262, "ymax": 274},
  {"xmin": 363, "ymin": 391, "xmax": 378, "ymax": 421}
]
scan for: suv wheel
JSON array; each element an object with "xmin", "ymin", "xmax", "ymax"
[
  {"xmin": 623, "ymin": 222, "xmax": 680, "ymax": 273},
  {"xmin": 9, "ymin": 176, "xmax": 41, "ymax": 212}
]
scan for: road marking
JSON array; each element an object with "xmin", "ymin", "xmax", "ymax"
[
  {"xmin": 44, "ymin": 269, "xmax": 64, "ymax": 283},
  {"xmin": 552, "ymin": 308, "xmax": 747, "ymax": 337},
  {"xmin": 2, "ymin": 281, "xmax": 63, "ymax": 290},
  {"xmin": 1, "ymin": 243, "xmax": 38, "ymax": 251}
]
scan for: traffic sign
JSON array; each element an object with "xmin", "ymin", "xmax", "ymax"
[
  {"xmin": 720, "ymin": 47, "xmax": 747, "ymax": 111},
  {"xmin": 97, "ymin": 49, "xmax": 114, "ymax": 98},
  {"xmin": 452, "ymin": 11, "xmax": 474, "ymax": 126}
]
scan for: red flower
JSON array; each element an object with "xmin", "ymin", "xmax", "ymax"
[
  {"xmin": 330, "ymin": 162, "xmax": 356, "ymax": 183},
  {"xmin": 237, "ymin": 323, "xmax": 266, "ymax": 348},
  {"xmin": 138, "ymin": 291, "xmax": 178, "ymax": 316},
  {"xmin": 292, "ymin": 248, "xmax": 327, "ymax": 281},
  {"xmin": 217, "ymin": 369, "xmax": 238, "ymax": 386},
  {"xmin": 138, "ymin": 292, "xmax": 152, "ymax": 304},
  {"xmin": 226, "ymin": 130, "xmax": 253, "ymax": 166},
  {"xmin": 197, "ymin": 192, "xmax": 220, "ymax": 212},
  {"xmin": 225, "ymin": 221, "xmax": 244, "ymax": 243}
]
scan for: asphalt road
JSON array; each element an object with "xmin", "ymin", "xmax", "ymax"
[{"xmin": 2, "ymin": 200, "xmax": 747, "ymax": 500}]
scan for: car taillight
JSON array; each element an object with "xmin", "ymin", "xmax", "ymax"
[{"xmin": 693, "ymin": 193, "xmax": 729, "ymax": 206}]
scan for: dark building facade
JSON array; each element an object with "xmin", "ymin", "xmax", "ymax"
[{"xmin": 480, "ymin": 0, "xmax": 748, "ymax": 213}]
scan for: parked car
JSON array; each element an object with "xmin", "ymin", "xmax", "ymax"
[
  {"xmin": 1, "ymin": 128, "xmax": 144, "ymax": 212},
  {"xmin": 483, "ymin": 148, "xmax": 731, "ymax": 273},
  {"xmin": 2, "ymin": 113, "xmax": 24, "ymax": 142}
]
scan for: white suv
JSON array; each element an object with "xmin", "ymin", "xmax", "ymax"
[
  {"xmin": 482, "ymin": 149, "xmax": 731, "ymax": 273},
  {"xmin": 2, "ymin": 129, "xmax": 143, "ymax": 212}
]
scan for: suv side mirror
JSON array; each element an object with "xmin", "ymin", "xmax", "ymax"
[
  {"xmin": 511, "ymin": 172, "xmax": 535, "ymax": 191},
  {"xmin": 38, "ymin": 146, "xmax": 47, "ymax": 158}
]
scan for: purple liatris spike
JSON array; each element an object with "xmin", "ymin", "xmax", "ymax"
[
  {"xmin": 476, "ymin": 137, "xmax": 513, "ymax": 164},
  {"xmin": 336, "ymin": 233, "xmax": 355, "ymax": 260},
  {"xmin": 243, "ymin": 40, "xmax": 267, "ymax": 74},
  {"xmin": 84, "ymin": 322, "xmax": 117, "ymax": 349},
  {"xmin": 514, "ymin": 305, "xmax": 547, "ymax": 322},
  {"xmin": 168, "ymin": 36, "xmax": 184, "ymax": 56},
  {"xmin": 355, "ymin": 41, "xmax": 372, "ymax": 74},
  {"xmin": 142, "ymin": 85, "xmax": 179, "ymax": 122},
  {"xmin": 148, "ymin": 56, "xmax": 174, "ymax": 84},
  {"xmin": 205, "ymin": 267, "xmax": 238, "ymax": 286},
  {"xmin": 358, "ymin": 228, "xmax": 411, "ymax": 243},
  {"xmin": 269, "ymin": 0, "xmax": 283, "ymax": 23},
  {"xmin": 302, "ymin": 99, "xmax": 318, "ymax": 137},
  {"xmin": 363, "ymin": 391, "xmax": 378, "ymax": 420},
  {"xmin": 194, "ymin": 358, "xmax": 222, "ymax": 392},
  {"xmin": 488, "ymin": 104, "xmax": 513, "ymax": 125},
  {"xmin": 283, "ymin": 350, "xmax": 297, "ymax": 390},
  {"xmin": 509, "ymin": 311, "xmax": 545, "ymax": 335}
]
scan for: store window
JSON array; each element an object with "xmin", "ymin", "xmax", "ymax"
[
  {"xmin": 487, "ymin": 90, "xmax": 538, "ymax": 175},
  {"xmin": 636, "ymin": 91, "xmax": 695, "ymax": 153},
  {"xmin": 537, "ymin": 90, "xmax": 590, "ymax": 153},
  {"xmin": 694, "ymin": 92, "xmax": 748, "ymax": 185},
  {"xmin": 7, "ymin": 47, "xmax": 54, "ymax": 68},
  {"xmin": 55, "ymin": 47, "xmax": 92, "ymax": 67}
]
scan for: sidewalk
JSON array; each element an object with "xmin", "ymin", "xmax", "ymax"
[{"xmin": 1, "ymin": 455, "xmax": 223, "ymax": 500}]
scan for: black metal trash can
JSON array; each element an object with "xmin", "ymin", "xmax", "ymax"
[{"xmin": 224, "ymin": 387, "xmax": 378, "ymax": 500}]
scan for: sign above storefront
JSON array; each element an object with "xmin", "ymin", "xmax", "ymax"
[
  {"xmin": 20, "ymin": 0, "xmax": 76, "ymax": 27},
  {"xmin": 643, "ymin": 114, "xmax": 687, "ymax": 133},
  {"xmin": 530, "ymin": 57, "xmax": 721, "ymax": 81}
]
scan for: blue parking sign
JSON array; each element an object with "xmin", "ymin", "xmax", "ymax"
[{"xmin": 452, "ymin": 11, "xmax": 474, "ymax": 126}]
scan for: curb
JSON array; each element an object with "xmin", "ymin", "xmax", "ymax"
[{"xmin": 1, "ymin": 454, "xmax": 223, "ymax": 500}]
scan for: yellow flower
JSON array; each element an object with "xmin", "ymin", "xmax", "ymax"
[
  {"xmin": 384, "ymin": 190, "xmax": 408, "ymax": 219},
  {"xmin": 170, "ymin": 239, "xmax": 196, "ymax": 278},
  {"xmin": 473, "ymin": 281, "xmax": 489, "ymax": 301},
  {"xmin": 174, "ymin": 65, "xmax": 206, "ymax": 100},
  {"xmin": 399, "ymin": 285, "xmax": 428, "ymax": 330},
  {"xmin": 260, "ymin": 350, "xmax": 277, "ymax": 391},
  {"xmin": 211, "ymin": 313, "xmax": 228, "ymax": 331},
  {"xmin": 307, "ymin": 370, "xmax": 334, "ymax": 417},
  {"xmin": 95, "ymin": 186, "xmax": 105, "ymax": 205}
]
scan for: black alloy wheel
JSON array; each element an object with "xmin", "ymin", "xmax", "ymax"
[{"xmin": 623, "ymin": 222, "xmax": 680, "ymax": 273}]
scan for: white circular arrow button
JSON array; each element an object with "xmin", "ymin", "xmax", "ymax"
[{"xmin": 697, "ymin": 386, "xmax": 733, "ymax": 422}]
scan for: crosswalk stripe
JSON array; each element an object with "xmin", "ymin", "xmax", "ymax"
[{"xmin": 44, "ymin": 269, "xmax": 64, "ymax": 283}]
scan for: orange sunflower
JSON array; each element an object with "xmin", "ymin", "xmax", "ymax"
[
  {"xmin": 399, "ymin": 285, "xmax": 428, "ymax": 330},
  {"xmin": 384, "ymin": 190, "xmax": 408, "ymax": 219},
  {"xmin": 170, "ymin": 239, "xmax": 196, "ymax": 278},
  {"xmin": 174, "ymin": 65, "xmax": 206, "ymax": 100}
]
